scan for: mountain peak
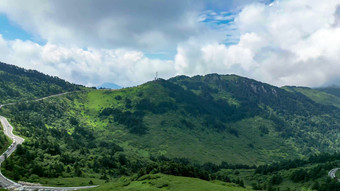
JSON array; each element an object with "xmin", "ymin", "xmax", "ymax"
[{"xmin": 98, "ymin": 82, "xmax": 122, "ymax": 89}]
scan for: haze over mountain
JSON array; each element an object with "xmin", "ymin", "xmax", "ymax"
[{"xmin": 98, "ymin": 82, "xmax": 122, "ymax": 90}]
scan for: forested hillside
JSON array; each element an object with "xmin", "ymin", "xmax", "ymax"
[
  {"xmin": 0, "ymin": 123, "xmax": 11, "ymax": 154},
  {"xmin": 318, "ymin": 86, "xmax": 340, "ymax": 98},
  {"xmin": 0, "ymin": 62, "xmax": 84, "ymax": 104},
  {"xmin": 1, "ymin": 72, "xmax": 340, "ymax": 190}
]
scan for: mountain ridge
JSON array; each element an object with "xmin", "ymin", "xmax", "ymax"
[
  {"xmin": 0, "ymin": 61, "xmax": 84, "ymax": 104},
  {"xmin": 2, "ymin": 69, "xmax": 339, "ymax": 164},
  {"xmin": 0, "ymin": 62, "xmax": 340, "ymax": 190}
]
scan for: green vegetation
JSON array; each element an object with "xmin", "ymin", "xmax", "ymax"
[
  {"xmin": 38, "ymin": 177, "xmax": 105, "ymax": 187},
  {"xmin": 336, "ymin": 170, "xmax": 340, "ymax": 179},
  {"xmin": 0, "ymin": 122, "xmax": 12, "ymax": 154},
  {"xmin": 318, "ymin": 86, "xmax": 340, "ymax": 98},
  {"xmin": 0, "ymin": 62, "xmax": 83, "ymax": 104},
  {"xmin": 36, "ymin": 174, "xmax": 249, "ymax": 191},
  {"xmin": 283, "ymin": 86, "xmax": 340, "ymax": 108},
  {"xmin": 88, "ymin": 174, "xmax": 249, "ymax": 191},
  {"xmin": 1, "ymin": 63, "xmax": 340, "ymax": 190},
  {"xmin": 227, "ymin": 153, "xmax": 340, "ymax": 190}
]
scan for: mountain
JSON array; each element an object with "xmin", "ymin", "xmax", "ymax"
[
  {"xmin": 1, "ymin": 69, "xmax": 340, "ymax": 190},
  {"xmin": 2, "ymin": 74, "xmax": 340, "ymax": 162},
  {"xmin": 0, "ymin": 61, "xmax": 84, "ymax": 104},
  {"xmin": 317, "ymin": 85, "xmax": 340, "ymax": 98},
  {"xmin": 283, "ymin": 86, "xmax": 340, "ymax": 108},
  {"xmin": 98, "ymin": 82, "xmax": 122, "ymax": 90}
]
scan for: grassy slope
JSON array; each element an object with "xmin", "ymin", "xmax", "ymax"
[
  {"xmin": 88, "ymin": 174, "xmax": 249, "ymax": 191},
  {"xmin": 317, "ymin": 86, "xmax": 340, "ymax": 98},
  {"xmin": 2, "ymin": 73, "xmax": 340, "ymax": 190},
  {"xmin": 4, "ymin": 74, "xmax": 339, "ymax": 166},
  {"xmin": 222, "ymin": 159, "xmax": 340, "ymax": 190},
  {"xmin": 83, "ymin": 89, "xmax": 296, "ymax": 165},
  {"xmin": 70, "ymin": 75, "xmax": 340, "ymax": 165},
  {"xmin": 283, "ymin": 86, "xmax": 340, "ymax": 108},
  {"xmin": 14, "ymin": 173, "xmax": 249, "ymax": 191}
]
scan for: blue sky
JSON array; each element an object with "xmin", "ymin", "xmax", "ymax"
[
  {"xmin": 0, "ymin": 0, "xmax": 339, "ymax": 87},
  {"xmin": 0, "ymin": 1, "xmax": 256, "ymax": 48},
  {"xmin": 0, "ymin": 14, "xmax": 46, "ymax": 45},
  {"xmin": 0, "ymin": 14, "xmax": 32, "ymax": 41}
]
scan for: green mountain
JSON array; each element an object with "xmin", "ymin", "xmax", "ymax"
[
  {"xmin": 0, "ymin": 63, "xmax": 340, "ymax": 190},
  {"xmin": 317, "ymin": 85, "xmax": 340, "ymax": 98},
  {"xmin": 0, "ymin": 61, "xmax": 83, "ymax": 104},
  {"xmin": 283, "ymin": 86, "xmax": 340, "ymax": 108},
  {"xmin": 0, "ymin": 122, "xmax": 11, "ymax": 154}
]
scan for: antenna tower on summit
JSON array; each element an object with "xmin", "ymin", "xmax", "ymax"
[{"xmin": 155, "ymin": 72, "xmax": 158, "ymax": 80}]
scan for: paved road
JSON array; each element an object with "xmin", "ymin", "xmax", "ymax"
[
  {"xmin": 0, "ymin": 92, "xmax": 98, "ymax": 190},
  {"xmin": 328, "ymin": 168, "xmax": 340, "ymax": 182},
  {"xmin": 0, "ymin": 91, "xmax": 77, "ymax": 109},
  {"xmin": 0, "ymin": 116, "xmax": 25, "ymax": 159},
  {"xmin": 0, "ymin": 116, "xmax": 27, "ymax": 190}
]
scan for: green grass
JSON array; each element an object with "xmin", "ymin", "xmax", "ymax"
[
  {"xmin": 222, "ymin": 161, "xmax": 340, "ymax": 190},
  {"xmin": 283, "ymin": 86, "xmax": 340, "ymax": 108},
  {"xmin": 2, "ymin": 74, "xmax": 340, "ymax": 190},
  {"xmin": 3, "ymin": 74, "xmax": 340, "ymax": 169},
  {"xmin": 37, "ymin": 177, "xmax": 105, "ymax": 187},
  {"xmin": 5, "ymin": 80, "xmax": 334, "ymax": 166},
  {"xmin": 64, "ymin": 89, "xmax": 300, "ymax": 165},
  {"xmin": 88, "ymin": 174, "xmax": 250, "ymax": 191}
]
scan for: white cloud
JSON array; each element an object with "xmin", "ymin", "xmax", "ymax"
[
  {"xmin": 0, "ymin": 35, "xmax": 176, "ymax": 87},
  {"xmin": 1, "ymin": 0, "xmax": 340, "ymax": 87},
  {"xmin": 0, "ymin": 0, "xmax": 207, "ymax": 51},
  {"xmin": 174, "ymin": 32, "xmax": 259, "ymax": 77},
  {"xmin": 174, "ymin": 0, "xmax": 340, "ymax": 87}
]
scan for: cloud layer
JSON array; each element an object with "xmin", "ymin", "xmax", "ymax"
[
  {"xmin": 0, "ymin": 0, "xmax": 211, "ymax": 51},
  {"xmin": 1, "ymin": 0, "xmax": 340, "ymax": 87},
  {"xmin": 175, "ymin": 0, "xmax": 340, "ymax": 87},
  {"xmin": 0, "ymin": 36, "xmax": 177, "ymax": 87}
]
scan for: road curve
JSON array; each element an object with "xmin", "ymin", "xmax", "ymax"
[
  {"xmin": 328, "ymin": 168, "xmax": 340, "ymax": 182},
  {"xmin": 0, "ymin": 91, "xmax": 98, "ymax": 190}
]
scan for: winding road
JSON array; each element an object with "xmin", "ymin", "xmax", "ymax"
[
  {"xmin": 328, "ymin": 168, "xmax": 340, "ymax": 182},
  {"xmin": 0, "ymin": 92, "xmax": 98, "ymax": 190}
]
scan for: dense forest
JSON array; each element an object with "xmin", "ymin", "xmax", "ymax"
[
  {"xmin": 0, "ymin": 62, "xmax": 83, "ymax": 104},
  {"xmin": 0, "ymin": 123, "xmax": 11, "ymax": 154}
]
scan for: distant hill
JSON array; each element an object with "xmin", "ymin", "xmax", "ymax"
[
  {"xmin": 98, "ymin": 82, "xmax": 122, "ymax": 89},
  {"xmin": 283, "ymin": 86, "xmax": 340, "ymax": 108},
  {"xmin": 317, "ymin": 85, "xmax": 340, "ymax": 98},
  {"xmin": 0, "ymin": 61, "xmax": 84, "ymax": 103}
]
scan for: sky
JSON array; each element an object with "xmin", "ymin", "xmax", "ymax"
[{"xmin": 0, "ymin": 0, "xmax": 340, "ymax": 87}]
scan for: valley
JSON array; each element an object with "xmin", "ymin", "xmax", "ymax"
[{"xmin": 0, "ymin": 94, "xmax": 97, "ymax": 190}]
